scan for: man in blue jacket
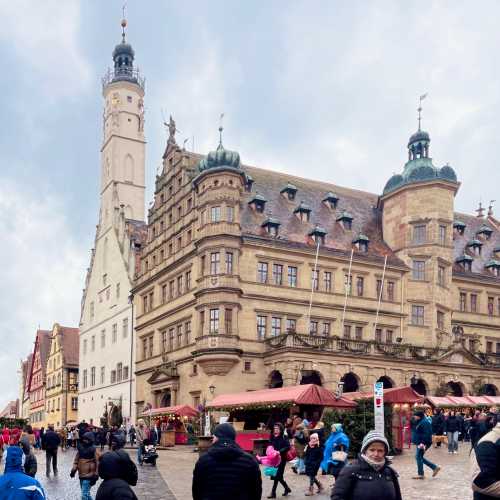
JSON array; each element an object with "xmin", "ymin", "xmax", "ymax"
[
  {"xmin": 411, "ymin": 410, "xmax": 441, "ymax": 479},
  {"xmin": 0, "ymin": 446, "xmax": 46, "ymax": 499}
]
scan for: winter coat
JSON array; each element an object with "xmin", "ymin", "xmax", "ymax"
[
  {"xmin": 42, "ymin": 430, "xmax": 60, "ymax": 451},
  {"xmin": 269, "ymin": 434, "xmax": 290, "ymax": 460},
  {"xmin": 431, "ymin": 413, "xmax": 445, "ymax": 435},
  {"xmin": 135, "ymin": 425, "xmax": 147, "ymax": 445},
  {"xmin": 471, "ymin": 424, "xmax": 500, "ymax": 500},
  {"xmin": 20, "ymin": 436, "xmax": 37, "ymax": 478},
  {"xmin": 192, "ymin": 439, "xmax": 262, "ymax": 500},
  {"xmin": 321, "ymin": 430, "xmax": 350, "ymax": 472},
  {"xmin": 0, "ymin": 446, "xmax": 46, "ymax": 499},
  {"xmin": 445, "ymin": 415, "xmax": 460, "ymax": 433},
  {"xmin": 411, "ymin": 418, "xmax": 433, "ymax": 447},
  {"xmin": 72, "ymin": 450, "xmax": 100, "ymax": 479},
  {"xmin": 304, "ymin": 444, "xmax": 324, "ymax": 476},
  {"xmin": 96, "ymin": 449, "xmax": 138, "ymax": 500},
  {"xmin": 331, "ymin": 455, "xmax": 402, "ymax": 500},
  {"xmin": 293, "ymin": 430, "xmax": 308, "ymax": 457}
]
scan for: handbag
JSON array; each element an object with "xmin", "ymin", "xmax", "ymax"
[
  {"xmin": 331, "ymin": 450, "xmax": 347, "ymax": 462},
  {"xmin": 286, "ymin": 446, "xmax": 297, "ymax": 461},
  {"xmin": 264, "ymin": 466, "xmax": 278, "ymax": 477}
]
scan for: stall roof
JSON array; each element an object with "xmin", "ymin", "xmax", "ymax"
[
  {"xmin": 206, "ymin": 384, "xmax": 357, "ymax": 410},
  {"xmin": 142, "ymin": 404, "xmax": 199, "ymax": 417},
  {"xmin": 343, "ymin": 386, "xmax": 424, "ymax": 404},
  {"xmin": 427, "ymin": 396, "xmax": 500, "ymax": 408}
]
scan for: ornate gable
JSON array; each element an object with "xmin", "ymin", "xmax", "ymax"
[{"xmin": 436, "ymin": 345, "xmax": 483, "ymax": 367}]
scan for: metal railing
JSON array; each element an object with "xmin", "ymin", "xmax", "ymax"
[{"xmin": 102, "ymin": 68, "xmax": 145, "ymax": 90}]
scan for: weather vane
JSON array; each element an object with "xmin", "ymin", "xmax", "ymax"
[
  {"xmin": 219, "ymin": 113, "xmax": 225, "ymax": 146},
  {"xmin": 121, "ymin": 3, "xmax": 128, "ymax": 42},
  {"xmin": 417, "ymin": 93, "xmax": 427, "ymax": 131}
]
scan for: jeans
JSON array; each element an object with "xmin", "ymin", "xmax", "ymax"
[
  {"xmin": 415, "ymin": 445, "xmax": 437, "ymax": 476},
  {"xmin": 46, "ymin": 449, "xmax": 58, "ymax": 475},
  {"xmin": 447, "ymin": 431, "xmax": 459, "ymax": 452},
  {"xmin": 80, "ymin": 479, "xmax": 93, "ymax": 500},
  {"xmin": 271, "ymin": 459, "xmax": 290, "ymax": 495},
  {"xmin": 308, "ymin": 475, "xmax": 321, "ymax": 488},
  {"xmin": 296, "ymin": 457, "xmax": 305, "ymax": 473}
]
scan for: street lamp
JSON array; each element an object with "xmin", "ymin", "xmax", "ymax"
[
  {"xmin": 410, "ymin": 374, "xmax": 418, "ymax": 386},
  {"xmin": 209, "ymin": 384, "xmax": 216, "ymax": 395}
]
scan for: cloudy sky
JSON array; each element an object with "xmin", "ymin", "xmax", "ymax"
[{"xmin": 1, "ymin": 0, "xmax": 499, "ymax": 410}]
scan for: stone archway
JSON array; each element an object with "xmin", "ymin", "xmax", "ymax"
[
  {"xmin": 377, "ymin": 376, "xmax": 394, "ymax": 389},
  {"xmin": 480, "ymin": 383, "xmax": 498, "ymax": 396},
  {"xmin": 269, "ymin": 370, "xmax": 284, "ymax": 388},
  {"xmin": 341, "ymin": 372, "xmax": 360, "ymax": 393},
  {"xmin": 447, "ymin": 381, "xmax": 464, "ymax": 397},
  {"xmin": 411, "ymin": 378, "xmax": 428, "ymax": 396},
  {"xmin": 300, "ymin": 370, "xmax": 323, "ymax": 386}
]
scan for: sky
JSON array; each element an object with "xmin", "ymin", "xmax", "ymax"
[{"xmin": 1, "ymin": 0, "xmax": 500, "ymax": 410}]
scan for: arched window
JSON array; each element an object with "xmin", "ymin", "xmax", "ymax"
[
  {"xmin": 341, "ymin": 372, "xmax": 359, "ymax": 393},
  {"xmin": 377, "ymin": 376, "xmax": 394, "ymax": 389},
  {"xmin": 269, "ymin": 370, "xmax": 283, "ymax": 389}
]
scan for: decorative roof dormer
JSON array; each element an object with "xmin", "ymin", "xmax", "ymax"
[
  {"xmin": 262, "ymin": 217, "xmax": 280, "ymax": 237},
  {"xmin": 294, "ymin": 201, "xmax": 311, "ymax": 222},
  {"xmin": 476, "ymin": 224, "xmax": 493, "ymax": 240},
  {"xmin": 453, "ymin": 220, "xmax": 466, "ymax": 236},
  {"xmin": 352, "ymin": 233, "xmax": 370, "ymax": 252},
  {"xmin": 249, "ymin": 194, "xmax": 267, "ymax": 213},
  {"xmin": 323, "ymin": 192, "xmax": 339, "ymax": 209},
  {"xmin": 485, "ymin": 259, "xmax": 500, "ymax": 277},
  {"xmin": 308, "ymin": 225, "xmax": 327, "ymax": 245},
  {"xmin": 336, "ymin": 210, "xmax": 353, "ymax": 230},
  {"xmin": 280, "ymin": 183, "xmax": 298, "ymax": 201},
  {"xmin": 467, "ymin": 239, "xmax": 483, "ymax": 256},
  {"xmin": 456, "ymin": 254, "xmax": 473, "ymax": 272}
]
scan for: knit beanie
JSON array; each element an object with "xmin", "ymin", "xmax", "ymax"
[
  {"xmin": 213, "ymin": 423, "xmax": 236, "ymax": 441},
  {"xmin": 361, "ymin": 430, "xmax": 389, "ymax": 454},
  {"xmin": 414, "ymin": 410, "xmax": 425, "ymax": 419}
]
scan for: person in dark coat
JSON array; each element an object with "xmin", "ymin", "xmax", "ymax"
[
  {"xmin": 192, "ymin": 423, "xmax": 261, "ymax": 500},
  {"xmin": 95, "ymin": 448, "xmax": 138, "ymax": 500},
  {"xmin": 20, "ymin": 435, "xmax": 38, "ymax": 478},
  {"xmin": 304, "ymin": 433, "xmax": 324, "ymax": 496},
  {"xmin": 431, "ymin": 409, "xmax": 445, "ymax": 447},
  {"xmin": 331, "ymin": 430, "xmax": 402, "ymax": 500},
  {"xmin": 411, "ymin": 410, "xmax": 441, "ymax": 479},
  {"xmin": 445, "ymin": 410, "xmax": 460, "ymax": 453},
  {"xmin": 42, "ymin": 424, "xmax": 61, "ymax": 477},
  {"xmin": 268, "ymin": 422, "xmax": 292, "ymax": 498}
]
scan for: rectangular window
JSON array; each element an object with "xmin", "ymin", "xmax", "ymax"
[
  {"xmin": 116, "ymin": 283, "xmax": 120, "ymax": 299},
  {"xmin": 413, "ymin": 224, "xmax": 426, "ymax": 244},
  {"xmin": 437, "ymin": 311, "xmax": 445, "ymax": 330},
  {"xmin": 257, "ymin": 315, "xmax": 267, "ymax": 339},
  {"xmin": 142, "ymin": 338, "xmax": 148, "ymax": 359},
  {"xmin": 227, "ymin": 206, "xmax": 234, "ymax": 222},
  {"xmin": 201, "ymin": 255, "xmax": 206, "ymax": 275},
  {"xmin": 488, "ymin": 297, "xmax": 494, "ymax": 316},
  {"xmin": 460, "ymin": 292, "xmax": 467, "ymax": 312},
  {"xmin": 412, "ymin": 260, "xmax": 425, "ymax": 280},
  {"xmin": 211, "ymin": 206, "xmax": 221, "ymax": 222},
  {"xmin": 257, "ymin": 262, "xmax": 268, "ymax": 283},
  {"xmin": 169, "ymin": 280, "xmax": 175, "ymax": 299},
  {"xmin": 209, "ymin": 309, "xmax": 219, "ymax": 334},
  {"xmin": 71, "ymin": 397, "xmax": 78, "ymax": 411},
  {"xmin": 122, "ymin": 318, "xmax": 128, "ymax": 339},
  {"xmin": 343, "ymin": 325, "xmax": 351, "ymax": 339},
  {"xmin": 101, "ymin": 330, "xmax": 106, "ymax": 348},
  {"xmin": 344, "ymin": 274, "xmax": 352, "ymax": 295},
  {"xmin": 177, "ymin": 275, "xmax": 183, "ymax": 295},
  {"xmin": 200, "ymin": 311, "xmax": 205, "ymax": 335},
  {"xmin": 324, "ymin": 272, "xmax": 332, "ymax": 292},
  {"xmin": 271, "ymin": 317, "xmax": 282, "ymax": 336},
  {"xmin": 123, "ymin": 366, "xmax": 129, "ymax": 380},
  {"xmin": 149, "ymin": 292, "xmax": 154, "ymax": 309},
  {"xmin": 486, "ymin": 341, "xmax": 493, "ymax": 353},
  {"xmin": 90, "ymin": 367, "xmax": 96, "ymax": 386},
  {"xmin": 288, "ymin": 266, "xmax": 298, "ymax": 287},
  {"xmin": 286, "ymin": 318, "xmax": 296, "ymax": 333},
  {"xmin": 117, "ymin": 363, "xmax": 123, "ymax": 382},
  {"xmin": 310, "ymin": 321, "xmax": 318, "ymax": 335},
  {"xmin": 177, "ymin": 324, "xmax": 183, "ymax": 347},
  {"xmin": 497, "ymin": 343, "xmax": 500, "ymax": 355},
  {"xmin": 177, "ymin": 236, "xmax": 182, "ymax": 251},
  {"xmin": 471, "ymin": 294, "xmax": 478, "ymax": 313},
  {"xmin": 83, "ymin": 369, "xmax": 87, "ymax": 389},
  {"xmin": 355, "ymin": 326, "xmax": 363, "ymax": 340},
  {"xmin": 312, "ymin": 270, "xmax": 319, "ymax": 291},
  {"xmin": 411, "ymin": 305, "xmax": 425, "ymax": 325},
  {"xmin": 375, "ymin": 328, "xmax": 382, "ymax": 343},
  {"xmin": 162, "ymin": 284, "xmax": 168, "ymax": 303},
  {"xmin": 187, "ymin": 198, "xmax": 192, "ymax": 211},
  {"xmin": 148, "ymin": 335, "xmax": 154, "ymax": 358},
  {"xmin": 91, "ymin": 335, "xmax": 95, "ymax": 352},
  {"xmin": 438, "ymin": 266, "xmax": 446, "ymax": 287},
  {"xmin": 273, "ymin": 264, "xmax": 283, "ymax": 285},
  {"xmin": 110, "ymin": 370, "xmax": 116, "ymax": 384},
  {"xmin": 225, "ymin": 308, "xmax": 233, "ymax": 334},
  {"xmin": 356, "ymin": 276, "xmax": 364, "ymax": 297},
  {"xmin": 226, "ymin": 252, "xmax": 233, "ymax": 274},
  {"xmin": 100, "ymin": 366, "xmax": 105, "ymax": 384},
  {"xmin": 112, "ymin": 323, "xmax": 117, "ymax": 343},
  {"xmin": 439, "ymin": 225, "xmax": 447, "ymax": 245},
  {"xmin": 244, "ymin": 361, "xmax": 252, "ymax": 372},
  {"xmin": 322, "ymin": 322, "xmax": 330, "ymax": 336},
  {"xmin": 83, "ymin": 339, "xmax": 87, "ymax": 356},
  {"xmin": 386, "ymin": 329, "xmax": 393, "ymax": 344},
  {"xmin": 210, "ymin": 252, "xmax": 220, "ymax": 274},
  {"xmin": 168, "ymin": 243, "xmax": 173, "ymax": 255},
  {"xmin": 161, "ymin": 331, "xmax": 167, "ymax": 353},
  {"xmin": 90, "ymin": 302, "xmax": 94, "ymax": 322},
  {"xmin": 185, "ymin": 321, "xmax": 191, "ymax": 345},
  {"xmin": 186, "ymin": 271, "xmax": 192, "ymax": 290},
  {"xmin": 376, "ymin": 279, "xmax": 383, "ymax": 300},
  {"xmin": 387, "ymin": 281, "xmax": 395, "ymax": 301}
]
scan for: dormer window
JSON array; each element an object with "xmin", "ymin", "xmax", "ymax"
[
  {"xmin": 453, "ymin": 220, "xmax": 466, "ymax": 236},
  {"xmin": 353, "ymin": 234, "xmax": 370, "ymax": 252},
  {"xmin": 494, "ymin": 247, "xmax": 500, "ymax": 259},
  {"xmin": 245, "ymin": 174, "xmax": 254, "ymax": 192},
  {"xmin": 309, "ymin": 226, "xmax": 327, "ymax": 245},
  {"xmin": 485, "ymin": 260, "xmax": 500, "ymax": 277},
  {"xmin": 336, "ymin": 211, "xmax": 353, "ymax": 230},
  {"xmin": 467, "ymin": 239, "xmax": 483, "ymax": 256},
  {"xmin": 456, "ymin": 254, "xmax": 473, "ymax": 272},
  {"xmin": 323, "ymin": 192, "xmax": 339, "ymax": 209},
  {"xmin": 280, "ymin": 183, "xmax": 298, "ymax": 201},
  {"xmin": 248, "ymin": 194, "xmax": 267, "ymax": 213},
  {"xmin": 294, "ymin": 201, "xmax": 311, "ymax": 222},
  {"xmin": 262, "ymin": 217, "xmax": 280, "ymax": 237},
  {"xmin": 477, "ymin": 224, "xmax": 493, "ymax": 241}
]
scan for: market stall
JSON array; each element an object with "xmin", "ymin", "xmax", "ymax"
[
  {"xmin": 142, "ymin": 404, "xmax": 199, "ymax": 446},
  {"xmin": 206, "ymin": 384, "xmax": 356, "ymax": 452},
  {"xmin": 427, "ymin": 395, "xmax": 500, "ymax": 410}
]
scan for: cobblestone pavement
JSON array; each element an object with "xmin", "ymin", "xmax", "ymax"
[
  {"xmin": 157, "ymin": 442, "xmax": 474, "ymax": 500},
  {"xmin": 30, "ymin": 447, "xmax": 175, "ymax": 500}
]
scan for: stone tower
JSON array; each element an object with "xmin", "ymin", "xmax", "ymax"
[
  {"xmin": 381, "ymin": 123, "xmax": 460, "ymax": 347},
  {"xmin": 100, "ymin": 18, "xmax": 145, "ymax": 229}
]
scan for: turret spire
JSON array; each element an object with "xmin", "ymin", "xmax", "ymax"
[
  {"xmin": 417, "ymin": 93, "xmax": 427, "ymax": 131},
  {"xmin": 218, "ymin": 113, "xmax": 225, "ymax": 147}
]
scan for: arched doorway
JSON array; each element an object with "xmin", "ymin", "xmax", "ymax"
[
  {"xmin": 411, "ymin": 378, "xmax": 427, "ymax": 396},
  {"xmin": 341, "ymin": 372, "xmax": 359, "ymax": 393},
  {"xmin": 377, "ymin": 376, "xmax": 394, "ymax": 389},
  {"xmin": 447, "ymin": 381, "xmax": 463, "ymax": 397},
  {"xmin": 480, "ymin": 383, "xmax": 498, "ymax": 396},
  {"xmin": 160, "ymin": 390, "xmax": 172, "ymax": 407},
  {"xmin": 269, "ymin": 370, "xmax": 284, "ymax": 388},
  {"xmin": 300, "ymin": 370, "xmax": 322, "ymax": 386}
]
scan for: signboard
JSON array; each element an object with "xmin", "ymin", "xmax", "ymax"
[
  {"xmin": 204, "ymin": 412, "xmax": 211, "ymax": 436},
  {"xmin": 374, "ymin": 382, "xmax": 384, "ymax": 434}
]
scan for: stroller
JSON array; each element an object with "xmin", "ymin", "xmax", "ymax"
[{"xmin": 142, "ymin": 438, "xmax": 159, "ymax": 466}]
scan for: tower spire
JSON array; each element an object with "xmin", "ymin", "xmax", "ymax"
[
  {"xmin": 121, "ymin": 3, "xmax": 127, "ymax": 42},
  {"xmin": 218, "ymin": 113, "xmax": 225, "ymax": 147},
  {"xmin": 417, "ymin": 93, "xmax": 427, "ymax": 131}
]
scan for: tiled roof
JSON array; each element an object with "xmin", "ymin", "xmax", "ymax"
[
  {"xmin": 37, "ymin": 329, "xmax": 52, "ymax": 376},
  {"xmin": 59, "ymin": 326, "xmax": 79, "ymax": 367}
]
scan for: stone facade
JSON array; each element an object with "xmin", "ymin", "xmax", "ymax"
[{"xmin": 132, "ymin": 125, "xmax": 500, "ymax": 416}]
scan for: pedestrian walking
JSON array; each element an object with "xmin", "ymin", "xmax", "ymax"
[
  {"xmin": 70, "ymin": 432, "xmax": 100, "ymax": 500},
  {"xmin": 128, "ymin": 425, "xmax": 136, "ymax": 446},
  {"xmin": 470, "ymin": 415, "xmax": 500, "ymax": 500},
  {"xmin": 135, "ymin": 419, "xmax": 147, "ymax": 465},
  {"xmin": 192, "ymin": 423, "xmax": 262, "ymax": 500},
  {"xmin": 42, "ymin": 424, "xmax": 61, "ymax": 477},
  {"xmin": 60, "ymin": 427, "xmax": 68, "ymax": 450},
  {"xmin": 321, "ymin": 423, "xmax": 350, "ymax": 479},
  {"xmin": 445, "ymin": 410, "xmax": 460, "ymax": 454},
  {"xmin": 96, "ymin": 448, "xmax": 138, "ymax": 500},
  {"xmin": 304, "ymin": 433, "xmax": 324, "ymax": 495},
  {"xmin": 98, "ymin": 427, "xmax": 107, "ymax": 451},
  {"xmin": 267, "ymin": 422, "xmax": 292, "ymax": 498},
  {"xmin": 431, "ymin": 409, "xmax": 446, "ymax": 447},
  {"xmin": 20, "ymin": 434, "xmax": 38, "ymax": 478},
  {"xmin": 331, "ymin": 430, "xmax": 402, "ymax": 500},
  {"xmin": 0, "ymin": 446, "xmax": 46, "ymax": 499},
  {"xmin": 292, "ymin": 423, "xmax": 308, "ymax": 474},
  {"xmin": 72, "ymin": 427, "xmax": 80, "ymax": 448},
  {"xmin": 411, "ymin": 410, "xmax": 441, "ymax": 479}
]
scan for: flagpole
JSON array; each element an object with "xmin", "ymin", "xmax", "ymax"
[
  {"xmin": 306, "ymin": 239, "xmax": 321, "ymax": 334},
  {"xmin": 340, "ymin": 249, "xmax": 354, "ymax": 336},
  {"xmin": 373, "ymin": 255, "xmax": 388, "ymax": 338}
]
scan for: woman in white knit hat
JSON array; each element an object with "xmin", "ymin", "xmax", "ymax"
[{"xmin": 331, "ymin": 430, "xmax": 402, "ymax": 500}]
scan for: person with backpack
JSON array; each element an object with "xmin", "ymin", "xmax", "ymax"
[
  {"xmin": 70, "ymin": 432, "xmax": 100, "ymax": 500},
  {"xmin": 411, "ymin": 410, "xmax": 441, "ymax": 479}
]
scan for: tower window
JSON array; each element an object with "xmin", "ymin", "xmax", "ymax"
[{"xmin": 127, "ymin": 96, "xmax": 132, "ymax": 103}]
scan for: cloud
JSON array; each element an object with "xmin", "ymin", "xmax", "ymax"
[{"xmin": 0, "ymin": 177, "xmax": 87, "ymax": 409}]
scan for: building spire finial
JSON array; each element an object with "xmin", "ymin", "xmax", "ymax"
[
  {"xmin": 417, "ymin": 93, "xmax": 427, "ymax": 131},
  {"xmin": 218, "ymin": 113, "xmax": 225, "ymax": 147},
  {"xmin": 121, "ymin": 3, "xmax": 128, "ymax": 42}
]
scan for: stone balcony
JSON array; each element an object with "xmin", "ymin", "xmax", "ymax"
[{"xmin": 191, "ymin": 334, "xmax": 243, "ymax": 376}]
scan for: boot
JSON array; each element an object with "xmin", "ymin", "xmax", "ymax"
[
  {"xmin": 305, "ymin": 486, "xmax": 314, "ymax": 496},
  {"xmin": 316, "ymin": 481, "xmax": 324, "ymax": 493}
]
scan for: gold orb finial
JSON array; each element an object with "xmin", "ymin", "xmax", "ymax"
[{"xmin": 121, "ymin": 18, "xmax": 127, "ymax": 28}]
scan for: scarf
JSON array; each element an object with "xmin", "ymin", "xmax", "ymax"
[{"xmin": 361, "ymin": 454, "xmax": 385, "ymax": 471}]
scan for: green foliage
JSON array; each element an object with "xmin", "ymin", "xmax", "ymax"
[
  {"xmin": 0, "ymin": 417, "xmax": 27, "ymax": 429},
  {"xmin": 322, "ymin": 399, "xmax": 393, "ymax": 455}
]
